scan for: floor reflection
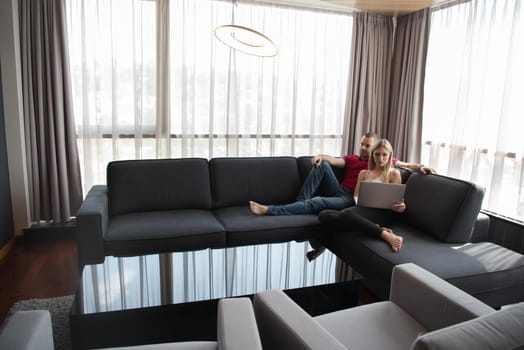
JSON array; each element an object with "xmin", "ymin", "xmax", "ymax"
[{"xmin": 79, "ymin": 241, "xmax": 336, "ymax": 314}]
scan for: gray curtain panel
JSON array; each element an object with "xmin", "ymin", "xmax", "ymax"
[
  {"xmin": 342, "ymin": 12, "xmax": 394, "ymax": 155},
  {"xmin": 387, "ymin": 9, "xmax": 430, "ymax": 162},
  {"xmin": 19, "ymin": 0, "xmax": 82, "ymax": 223},
  {"xmin": 342, "ymin": 10, "xmax": 430, "ymax": 162}
]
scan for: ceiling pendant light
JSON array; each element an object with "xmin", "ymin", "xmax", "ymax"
[
  {"xmin": 214, "ymin": 25, "xmax": 278, "ymax": 57},
  {"xmin": 214, "ymin": 1, "xmax": 278, "ymax": 57}
]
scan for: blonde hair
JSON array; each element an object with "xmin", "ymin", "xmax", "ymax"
[{"xmin": 368, "ymin": 139, "xmax": 394, "ymax": 182}]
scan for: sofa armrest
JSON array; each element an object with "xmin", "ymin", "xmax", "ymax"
[
  {"xmin": 253, "ymin": 289, "xmax": 347, "ymax": 350},
  {"xmin": 0, "ymin": 311, "xmax": 54, "ymax": 350},
  {"xmin": 468, "ymin": 212, "xmax": 490, "ymax": 242},
  {"xmin": 390, "ymin": 263, "xmax": 495, "ymax": 332},
  {"xmin": 76, "ymin": 185, "xmax": 109, "ymax": 266},
  {"xmin": 217, "ymin": 298, "xmax": 262, "ymax": 350}
]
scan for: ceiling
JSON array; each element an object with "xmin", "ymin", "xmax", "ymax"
[{"xmin": 255, "ymin": 0, "xmax": 453, "ymax": 16}]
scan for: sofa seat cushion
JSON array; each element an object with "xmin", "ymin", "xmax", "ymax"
[
  {"xmin": 105, "ymin": 210, "xmax": 226, "ymax": 256},
  {"xmin": 214, "ymin": 206, "xmax": 322, "ymax": 246},
  {"xmin": 315, "ymin": 301, "xmax": 426, "ymax": 350},
  {"xmin": 325, "ymin": 224, "xmax": 524, "ymax": 307}
]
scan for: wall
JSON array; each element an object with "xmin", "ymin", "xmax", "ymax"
[
  {"xmin": 0, "ymin": 0, "xmax": 31, "ymax": 235},
  {"xmin": 0, "ymin": 63, "xmax": 14, "ymax": 248}
]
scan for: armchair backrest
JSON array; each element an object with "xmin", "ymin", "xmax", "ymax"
[
  {"xmin": 390, "ymin": 263, "xmax": 494, "ymax": 332},
  {"xmin": 410, "ymin": 302, "xmax": 524, "ymax": 350}
]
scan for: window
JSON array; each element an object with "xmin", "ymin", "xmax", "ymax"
[
  {"xmin": 422, "ymin": 0, "xmax": 524, "ymax": 221},
  {"xmin": 66, "ymin": 0, "xmax": 353, "ymax": 191}
]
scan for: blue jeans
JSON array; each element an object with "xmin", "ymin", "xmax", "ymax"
[{"xmin": 267, "ymin": 161, "xmax": 355, "ymax": 215}]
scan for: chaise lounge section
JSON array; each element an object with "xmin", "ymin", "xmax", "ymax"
[{"xmin": 322, "ymin": 172, "xmax": 524, "ymax": 308}]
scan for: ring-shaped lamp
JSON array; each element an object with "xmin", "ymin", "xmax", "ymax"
[{"xmin": 214, "ymin": 25, "xmax": 278, "ymax": 57}]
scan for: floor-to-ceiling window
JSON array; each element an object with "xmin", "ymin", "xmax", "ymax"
[
  {"xmin": 65, "ymin": 0, "xmax": 353, "ymax": 192},
  {"xmin": 422, "ymin": 0, "xmax": 524, "ymax": 221},
  {"xmin": 65, "ymin": 0, "xmax": 352, "ymax": 292}
]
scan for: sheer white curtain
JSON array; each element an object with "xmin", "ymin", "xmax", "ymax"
[
  {"xmin": 169, "ymin": 0, "xmax": 352, "ymax": 158},
  {"xmin": 66, "ymin": 0, "xmax": 158, "ymax": 190},
  {"xmin": 422, "ymin": 0, "xmax": 524, "ymax": 221},
  {"xmin": 66, "ymin": 0, "xmax": 352, "ymax": 191},
  {"xmin": 66, "ymin": 0, "xmax": 351, "ymax": 295}
]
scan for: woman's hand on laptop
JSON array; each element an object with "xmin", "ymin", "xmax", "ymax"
[{"xmin": 392, "ymin": 201, "xmax": 406, "ymax": 213}]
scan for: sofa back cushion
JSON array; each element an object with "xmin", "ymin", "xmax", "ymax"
[
  {"xmin": 210, "ymin": 157, "xmax": 301, "ymax": 208},
  {"xmin": 402, "ymin": 173, "xmax": 484, "ymax": 243},
  {"xmin": 108, "ymin": 158, "xmax": 212, "ymax": 216},
  {"xmin": 297, "ymin": 156, "xmax": 345, "ymax": 184}
]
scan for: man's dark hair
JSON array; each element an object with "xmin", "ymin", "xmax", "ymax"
[{"xmin": 364, "ymin": 132, "xmax": 379, "ymax": 140}]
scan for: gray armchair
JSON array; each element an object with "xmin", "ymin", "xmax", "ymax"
[
  {"xmin": 0, "ymin": 298, "xmax": 262, "ymax": 350},
  {"xmin": 102, "ymin": 297, "xmax": 262, "ymax": 350},
  {"xmin": 0, "ymin": 310, "xmax": 54, "ymax": 350},
  {"xmin": 254, "ymin": 263, "xmax": 524, "ymax": 350}
]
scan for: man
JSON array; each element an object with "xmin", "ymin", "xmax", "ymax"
[{"xmin": 250, "ymin": 132, "xmax": 435, "ymax": 216}]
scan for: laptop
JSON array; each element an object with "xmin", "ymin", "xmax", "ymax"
[{"xmin": 357, "ymin": 182, "xmax": 406, "ymax": 210}]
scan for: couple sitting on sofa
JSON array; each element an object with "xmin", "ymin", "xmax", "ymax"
[{"xmin": 249, "ymin": 132, "xmax": 435, "ymax": 257}]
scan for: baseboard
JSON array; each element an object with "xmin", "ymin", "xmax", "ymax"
[
  {"xmin": 0, "ymin": 237, "xmax": 15, "ymax": 263},
  {"xmin": 23, "ymin": 221, "xmax": 76, "ymax": 241}
]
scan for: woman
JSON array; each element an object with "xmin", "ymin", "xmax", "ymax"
[{"xmin": 319, "ymin": 139, "xmax": 406, "ymax": 252}]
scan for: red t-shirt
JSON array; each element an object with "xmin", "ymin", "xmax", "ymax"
[
  {"xmin": 340, "ymin": 155, "xmax": 397, "ymax": 192},
  {"xmin": 340, "ymin": 155, "xmax": 368, "ymax": 192}
]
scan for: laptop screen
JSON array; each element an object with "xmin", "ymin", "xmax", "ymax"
[{"xmin": 357, "ymin": 182, "xmax": 406, "ymax": 210}]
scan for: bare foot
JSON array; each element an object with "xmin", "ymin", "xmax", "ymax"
[
  {"xmin": 380, "ymin": 228, "xmax": 403, "ymax": 252},
  {"xmin": 249, "ymin": 201, "xmax": 268, "ymax": 215}
]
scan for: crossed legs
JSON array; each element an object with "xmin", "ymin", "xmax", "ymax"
[{"xmin": 319, "ymin": 207, "xmax": 403, "ymax": 252}]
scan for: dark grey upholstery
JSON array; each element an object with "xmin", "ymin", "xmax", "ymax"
[
  {"xmin": 401, "ymin": 173, "xmax": 484, "ymax": 242},
  {"xmin": 77, "ymin": 157, "xmax": 321, "ymax": 266},
  {"xmin": 210, "ymin": 157, "xmax": 301, "ymax": 208},
  {"xmin": 105, "ymin": 210, "xmax": 226, "ymax": 257},
  {"xmin": 76, "ymin": 185, "xmax": 109, "ymax": 264},
  {"xmin": 76, "ymin": 156, "xmax": 524, "ymax": 310},
  {"xmin": 108, "ymin": 159, "xmax": 213, "ymax": 216},
  {"xmin": 78, "ymin": 159, "xmax": 224, "ymax": 265},
  {"xmin": 214, "ymin": 206, "xmax": 320, "ymax": 247},
  {"xmin": 324, "ymin": 173, "xmax": 524, "ymax": 308}
]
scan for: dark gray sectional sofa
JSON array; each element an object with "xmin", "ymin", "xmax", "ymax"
[
  {"xmin": 322, "ymin": 172, "xmax": 524, "ymax": 309},
  {"xmin": 75, "ymin": 156, "xmax": 524, "ymax": 309}
]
